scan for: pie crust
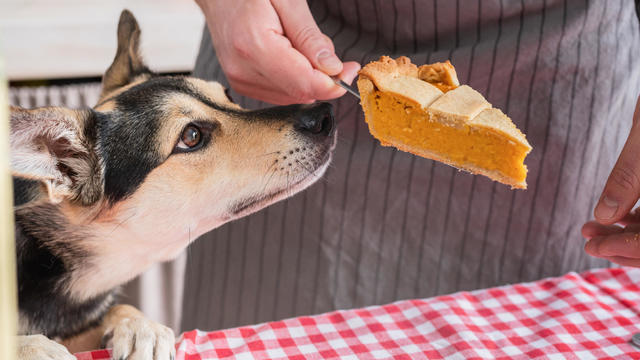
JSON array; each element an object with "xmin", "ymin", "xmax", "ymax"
[{"xmin": 357, "ymin": 56, "xmax": 532, "ymax": 189}]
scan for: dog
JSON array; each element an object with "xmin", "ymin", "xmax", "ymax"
[{"xmin": 11, "ymin": 10, "xmax": 336, "ymax": 360}]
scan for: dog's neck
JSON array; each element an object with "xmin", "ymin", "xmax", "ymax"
[
  {"xmin": 14, "ymin": 202, "xmax": 117, "ymax": 337},
  {"xmin": 13, "ymin": 173, "xmax": 230, "ymax": 301},
  {"xmin": 14, "ymin": 198, "xmax": 198, "ymax": 302}
]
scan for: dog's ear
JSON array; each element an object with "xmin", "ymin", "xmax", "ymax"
[
  {"xmin": 99, "ymin": 10, "xmax": 152, "ymax": 101},
  {"xmin": 10, "ymin": 107, "xmax": 103, "ymax": 205}
]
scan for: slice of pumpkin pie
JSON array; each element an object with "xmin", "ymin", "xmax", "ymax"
[{"xmin": 357, "ymin": 56, "xmax": 532, "ymax": 189}]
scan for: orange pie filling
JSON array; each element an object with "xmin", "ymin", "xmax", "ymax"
[{"xmin": 367, "ymin": 91, "xmax": 530, "ymax": 186}]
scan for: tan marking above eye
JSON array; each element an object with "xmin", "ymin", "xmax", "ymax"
[{"xmin": 185, "ymin": 78, "xmax": 242, "ymax": 109}]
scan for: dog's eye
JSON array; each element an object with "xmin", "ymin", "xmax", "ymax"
[
  {"xmin": 173, "ymin": 121, "xmax": 216, "ymax": 154},
  {"xmin": 177, "ymin": 125, "xmax": 202, "ymax": 150}
]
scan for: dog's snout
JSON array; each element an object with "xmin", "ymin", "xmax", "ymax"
[{"xmin": 294, "ymin": 102, "xmax": 334, "ymax": 136}]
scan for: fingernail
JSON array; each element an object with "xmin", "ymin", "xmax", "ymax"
[
  {"xmin": 317, "ymin": 50, "xmax": 342, "ymax": 73},
  {"xmin": 595, "ymin": 196, "xmax": 618, "ymax": 220}
]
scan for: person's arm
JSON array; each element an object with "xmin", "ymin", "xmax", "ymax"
[
  {"xmin": 582, "ymin": 96, "xmax": 640, "ymax": 267},
  {"xmin": 195, "ymin": 0, "xmax": 360, "ymax": 105}
]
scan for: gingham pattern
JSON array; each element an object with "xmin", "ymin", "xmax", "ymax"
[{"xmin": 76, "ymin": 267, "xmax": 640, "ymax": 359}]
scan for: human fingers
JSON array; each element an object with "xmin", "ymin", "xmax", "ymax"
[
  {"xmin": 593, "ymin": 98, "xmax": 640, "ymax": 225},
  {"xmin": 581, "ymin": 221, "xmax": 624, "ymax": 239},
  {"xmin": 271, "ymin": 0, "xmax": 343, "ymax": 75},
  {"xmin": 584, "ymin": 232, "xmax": 640, "ymax": 259},
  {"xmin": 255, "ymin": 32, "xmax": 346, "ymax": 101},
  {"xmin": 214, "ymin": 32, "xmax": 338, "ymax": 103},
  {"xmin": 199, "ymin": 0, "xmax": 356, "ymax": 103},
  {"xmin": 230, "ymin": 77, "xmax": 315, "ymax": 105},
  {"xmin": 336, "ymin": 61, "xmax": 362, "ymax": 85},
  {"xmin": 617, "ymin": 207, "xmax": 640, "ymax": 226}
]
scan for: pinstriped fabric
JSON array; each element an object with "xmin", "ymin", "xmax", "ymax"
[
  {"xmin": 535, "ymin": 0, "xmax": 594, "ymax": 280},
  {"xmin": 551, "ymin": 0, "xmax": 614, "ymax": 276},
  {"xmin": 517, "ymin": 0, "xmax": 575, "ymax": 282},
  {"xmin": 578, "ymin": 1, "xmax": 637, "ymax": 272},
  {"xmin": 182, "ymin": 0, "xmax": 640, "ymax": 332}
]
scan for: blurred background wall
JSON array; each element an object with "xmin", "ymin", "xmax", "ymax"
[{"xmin": 2, "ymin": 0, "xmax": 205, "ymax": 333}]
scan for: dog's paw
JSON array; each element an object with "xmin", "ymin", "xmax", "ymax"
[
  {"xmin": 17, "ymin": 334, "xmax": 75, "ymax": 360},
  {"xmin": 104, "ymin": 317, "xmax": 175, "ymax": 360}
]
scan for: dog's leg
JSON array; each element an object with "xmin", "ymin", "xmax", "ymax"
[
  {"xmin": 100, "ymin": 305, "xmax": 176, "ymax": 360},
  {"xmin": 59, "ymin": 304, "xmax": 176, "ymax": 359},
  {"xmin": 17, "ymin": 334, "xmax": 75, "ymax": 360}
]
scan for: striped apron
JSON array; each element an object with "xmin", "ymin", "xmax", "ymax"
[{"xmin": 182, "ymin": 0, "xmax": 640, "ymax": 331}]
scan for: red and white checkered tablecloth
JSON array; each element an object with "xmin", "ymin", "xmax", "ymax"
[{"xmin": 76, "ymin": 267, "xmax": 640, "ymax": 359}]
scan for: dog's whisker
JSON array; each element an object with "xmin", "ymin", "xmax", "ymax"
[
  {"xmin": 108, "ymin": 212, "xmax": 136, "ymax": 236},
  {"xmin": 287, "ymin": 172, "xmax": 294, "ymax": 198},
  {"xmin": 300, "ymin": 158, "xmax": 331, "ymax": 185},
  {"xmin": 312, "ymin": 173, "xmax": 330, "ymax": 185},
  {"xmin": 262, "ymin": 160, "xmax": 278, "ymax": 180},
  {"xmin": 256, "ymin": 151, "xmax": 280, "ymax": 158},
  {"xmin": 260, "ymin": 167, "xmax": 279, "ymax": 195},
  {"xmin": 258, "ymin": 160, "xmax": 279, "ymax": 190},
  {"xmin": 285, "ymin": 170, "xmax": 292, "ymax": 198},
  {"xmin": 295, "ymin": 159, "xmax": 316, "ymax": 177}
]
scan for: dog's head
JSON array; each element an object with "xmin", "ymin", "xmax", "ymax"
[{"xmin": 11, "ymin": 10, "xmax": 335, "ymax": 246}]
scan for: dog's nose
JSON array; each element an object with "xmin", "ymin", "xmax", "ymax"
[{"xmin": 294, "ymin": 102, "xmax": 334, "ymax": 136}]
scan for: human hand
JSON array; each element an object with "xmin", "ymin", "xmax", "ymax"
[
  {"xmin": 196, "ymin": 0, "xmax": 360, "ymax": 105},
  {"xmin": 582, "ymin": 211, "xmax": 640, "ymax": 267},
  {"xmin": 583, "ymin": 97, "xmax": 640, "ymax": 266}
]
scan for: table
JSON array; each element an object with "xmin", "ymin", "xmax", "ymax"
[{"xmin": 75, "ymin": 267, "xmax": 640, "ymax": 359}]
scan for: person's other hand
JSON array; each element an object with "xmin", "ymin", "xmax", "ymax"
[
  {"xmin": 582, "ymin": 211, "xmax": 640, "ymax": 267},
  {"xmin": 583, "ymin": 97, "xmax": 640, "ymax": 266},
  {"xmin": 196, "ymin": 0, "xmax": 360, "ymax": 105}
]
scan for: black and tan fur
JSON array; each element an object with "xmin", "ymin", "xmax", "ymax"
[{"xmin": 12, "ymin": 10, "xmax": 336, "ymax": 360}]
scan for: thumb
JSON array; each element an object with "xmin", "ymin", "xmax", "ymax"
[
  {"xmin": 594, "ymin": 97, "xmax": 640, "ymax": 224},
  {"xmin": 271, "ymin": 0, "xmax": 343, "ymax": 75}
]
